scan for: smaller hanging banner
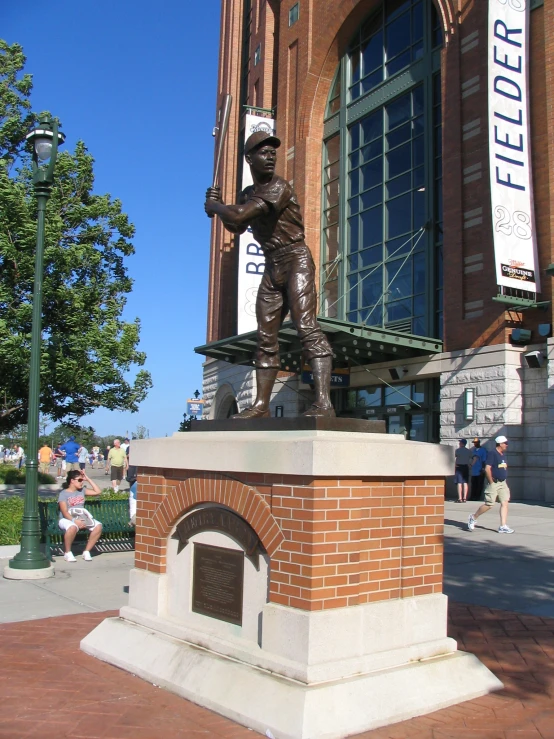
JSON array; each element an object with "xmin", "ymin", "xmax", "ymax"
[
  {"xmin": 488, "ymin": 0, "xmax": 540, "ymax": 293},
  {"xmin": 236, "ymin": 114, "xmax": 276, "ymax": 335}
]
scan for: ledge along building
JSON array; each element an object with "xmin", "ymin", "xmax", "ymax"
[{"xmin": 196, "ymin": 0, "xmax": 554, "ymax": 501}]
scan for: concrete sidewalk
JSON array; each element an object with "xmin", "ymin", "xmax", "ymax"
[{"xmin": 443, "ymin": 499, "xmax": 554, "ymax": 618}]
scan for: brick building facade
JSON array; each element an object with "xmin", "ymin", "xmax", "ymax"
[{"xmin": 198, "ymin": 0, "xmax": 554, "ymax": 501}]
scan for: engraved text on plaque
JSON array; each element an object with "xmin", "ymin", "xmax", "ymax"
[{"xmin": 192, "ymin": 543, "xmax": 244, "ymax": 626}]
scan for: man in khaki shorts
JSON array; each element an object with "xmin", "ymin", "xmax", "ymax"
[{"xmin": 467, "ymin": 435, "xmax": 514, "ymax": 534}]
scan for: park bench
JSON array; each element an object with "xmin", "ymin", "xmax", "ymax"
[{"xmin": 39, "ymin": 498, "xmax": 135, "ymax": 559}]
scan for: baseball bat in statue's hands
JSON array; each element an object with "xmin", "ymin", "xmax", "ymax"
[{"xmin": 207, "ymin": 94, "xmax": 232, "ymax": 218}]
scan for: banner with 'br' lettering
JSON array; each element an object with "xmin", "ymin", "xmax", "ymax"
[{"xmin": 236, "ymin": 114, "xmax": 276, "ymax": 334}]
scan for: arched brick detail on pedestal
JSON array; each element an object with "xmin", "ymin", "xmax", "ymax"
[{"xmin": 151, "ymin": 473, "xmax": 284, "ymax": 557}]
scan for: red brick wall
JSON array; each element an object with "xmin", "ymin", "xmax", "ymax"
[
  {"xmin": 135, "ymin": 468, "xmax": 445, "ymax": 611},
  {"xmin": 207, "ymin": 0, "xmax": 553, "ymax": 354}
]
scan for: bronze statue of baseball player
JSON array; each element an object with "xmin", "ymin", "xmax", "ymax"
[{"xmin": 205, "ymin": 130, "xmax": 334, "ymax": 419}]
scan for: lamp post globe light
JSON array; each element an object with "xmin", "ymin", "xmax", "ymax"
[{"xmin": 4, "ymin": 115, "xmax": 65, "ymax": 580}]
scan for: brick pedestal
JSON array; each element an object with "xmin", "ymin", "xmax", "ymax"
[{"xmin": 82, "ymin": 430, "xmax": 502, "ymax": 739}]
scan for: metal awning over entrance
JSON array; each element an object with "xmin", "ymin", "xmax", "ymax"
[{"xmin": 194, "ymin": 317, "xmax": 443, "ymax": 371}]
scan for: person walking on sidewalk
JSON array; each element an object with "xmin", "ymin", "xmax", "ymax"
[
  {"xmin": 58, "ymin": 470, "xmax": 103, "ymax": 562},
  {"xmin": 468, "ymin": 435, "xmax": 514, "ymax": 534},
  {"xmin": 469, "ymin": 437, "xmax": 487, "ymax": 501},
  {"xmin": 108, "ymin": 439, "xmax": 127, "ymax": 492},
  {"xmin": 454, "ymin": 439, "xmax": 471, "ymax": 502}
]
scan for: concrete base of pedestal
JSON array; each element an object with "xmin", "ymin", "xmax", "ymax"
[
  {"xmin": 82, "ymin": 614, "xmax": 502, "ymax": 739},
  {"xmin": 4, "ymin": 563, "xmax": 54, "ymax": 580}
]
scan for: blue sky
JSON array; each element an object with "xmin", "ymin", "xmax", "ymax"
[{"xmin": 3, "ymin": 0, "xmax": 221, "ymax": 438}]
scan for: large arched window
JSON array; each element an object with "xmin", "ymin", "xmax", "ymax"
[{"xmin": 321, "ymin": 0, "xmax": 443, "ymax": 340}]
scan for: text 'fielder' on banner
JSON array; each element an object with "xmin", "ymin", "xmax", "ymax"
[
  {"xmin": 488, "ymin": 0, "xmax": 540, "ymax": 293},
  {"xmin": 236, "ymin": 114, "xmax": 276, "ymax": 335}
]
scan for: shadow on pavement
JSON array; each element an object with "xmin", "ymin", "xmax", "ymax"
[{"xmin": 444, "ymin": 534, "xmax": 554, "ymax": 617}]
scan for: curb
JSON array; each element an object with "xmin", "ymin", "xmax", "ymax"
[{"xmin": 0, "ymin": 484, "xmax": 61, "ymax": 492}]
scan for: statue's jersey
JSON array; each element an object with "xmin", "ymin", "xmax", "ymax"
[{"xmin": 240, "ymin": 176, "xmax": 305, "ymax": 255}]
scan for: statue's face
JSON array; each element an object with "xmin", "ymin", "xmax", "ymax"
[{"xmin": 247, "ymin": 145, "xmax": 277, "ymax": 177}]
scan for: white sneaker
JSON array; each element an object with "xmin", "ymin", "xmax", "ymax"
[
  {"xmin": 498, "ymin": 525, "xmax": 515, "ymax": 534},
  {"xmin": 63, "ymin": 552, "xmax": 76, "ymax": 562},
  {"xmin": 467, "ymin": 514, "xmax": 475, "ymax": 532},
  {"xmin": 82, "ymin": 551, "xmax": 92, "ymax": 561}
]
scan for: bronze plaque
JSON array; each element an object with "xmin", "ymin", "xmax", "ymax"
[{"xmin": 192, "ymin": 543, "xmax": 244, "ymax": 626}]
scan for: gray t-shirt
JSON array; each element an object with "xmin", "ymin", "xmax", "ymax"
[
  {"xmin": 58, "ymin": 488, "xmax": 86, "ymax": 518},
  {"xmin": 455, "ymin": 447, "xmax": 472, "ymax": 466}
]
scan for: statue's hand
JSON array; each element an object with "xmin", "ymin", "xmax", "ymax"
[{"xmin": 205, "ymin": 186, "xmax": 222, "ymax": 202}]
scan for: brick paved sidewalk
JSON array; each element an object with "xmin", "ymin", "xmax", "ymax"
[{"xmin": 0, "ymin": 603, "xmax": 553, "ymax": 739}]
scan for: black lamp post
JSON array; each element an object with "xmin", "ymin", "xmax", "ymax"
[{"xmin": 5, "ymin": 116, "xmax": 65, "ymax": 579}]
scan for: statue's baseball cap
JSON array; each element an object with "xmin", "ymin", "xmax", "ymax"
[
  {"xmin": 244, "ymin": 130, "xmax": 281, "ymax": 156},
  {"xmin": 495, "ymin": 435, "xmax": 508, "ymax": 444}
]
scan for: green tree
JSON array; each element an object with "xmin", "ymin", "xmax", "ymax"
[{"xmin": 0, "ymin": 40, "xmax": 152, "ymax": 433}]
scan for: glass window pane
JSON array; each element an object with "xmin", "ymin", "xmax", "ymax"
[
  {"xmin": 387, "ymin": 122, "xmax": 411, "ymax": 150},
  {"xmin": 348, "ymin": 196, "xmax": 359, "ymax": 216},
  {"xmin": 387, "ymin": 93, "xmax": 411, "ymax": 130},
  {"xmin": 361, "ymin": 140, "xmax": 382, "ymax": 162},
  {"xmin": 361, "ymin": 12, "xmax": 382, "ymax": 40},
  {"xmin": 324, "ymin": 224, "xmax": 339, "ymax": 262},
  {"xmin": 387, "ymin": 192, "xmax": 411, "ymax": 238},
  {"xmin": 362, "ymin": 112, "xmax": 383, "ymax": 143},
  {"xmin": 413, "ymin": 40, "xmax": 424, "ymax": 61},
  {"xmin": 413, "ymin": 188, "xmax": 425, "ymax": 230},
  {"xmin": 362, "ymin": 70, "xmax": 384, "ymax": 94},
  {"xmin": 357, "ymin": 386, "xmax": 382, "ymax": 407},
  {"xmin": 326, "ymin": 134, "xmax": 340, "ymax": 163},
  {"xmin": 349, "ymin": 274, "xmax": 358, "ymax": 310},
  {"xmin": 409, "ymin": 414, "xmax": 425, "ymax": 441},
  {"xmin": 413, "ymin": 135, "xmax": 424, "ymax": 167},
  {"xmin": 386, "ymin": 50, "xmax": 411, "ymax": 78},
  {"xmin": 352, "ymin": 51, "xmax": 361, "ymax": 83},
  {"xmin": 361, "ymin": 269, "xmax": 382, "ymax": 306},
  {"xmin": 412, "ymin": 381, "xmax": 425, "ymax": 403},
  {"xmin": 413, "ymin": 115, "xmax": 424, "ymax": 135},
  {"xmin": 361, "ymin": 205, "xmax": 383, "ymax": 246},
  {"xmin": 350, "ymin": 82, "xmax": 361, "ymax": 101},
  {"xmin": 348, "ymin": 215, "xmax": 359, "ymax": 252},
  {"xmin": 361, "ymin": 186, "xmax": 381, "ymax": 210},
  {"xmin": 361, "ymin": 156, "xmax": 383, "ymax": 190},
  {"xmin": 385, "ymin": 14, "xmax": 411, "ymax": 60},
  {"xmin": 385, "ymin": 383, "xmax": 410, "ymax": 405},
  {"xmin": 350, "ymin": 150, "xmax": 360, "ymax": 168},
  {"xmin": 387, "ymin": 259, "xmax": 411, "ymax": 298},
  {"xmin": 325, "ymin": 204, "xmax": 339, "ymax": 227},
  {"xmin": 350, "ymin": 124, "xmax": 360, "ymax": 151},
  {"xmin": 387, "ymin": 172, "xmax": 411, "ymax": 199},
  {"xmin": 413, "ymin": 293, "xmax": 425, "ymax": 316},
  {"xmin": 347, "ymin": 389, "xmax": 357, "ymax": 409},
  {"xmin": 386, "ymin": 298, "xmax": 412, "ymax": 321},
  {"xmin": 387, "ymin": 142, "xmax": 411, "ymax": 179},
  {"xmin": 386, "ymin": 0, "xmax": 410, "ymax": 22},
  {"xmin": 350, "ymin": 169, "xmax": 360, "ymax": 197},
  {"xmin": 413, "ymin": 166, "xmax": 424, "ymax": 189},
  {"xmin": 413, "ymin": 85, "xmax": 424, "ymax": 116},
  {"xmin": 413, "ymin": 1, "xmax": 423, "ymax": 41},
  {"xmin": 360, "ymin": 245, "xmax": 382, "ymax": 266},
  {"xmin": 325, "ymin": 180, "xmax": 339, "ymax": 208},
  {"xmin": 414, "ymin": 252, "xmax": 425, "ymax": 292},
  {"xmin": 328, "ymin": 96, "xmax": 340, "ymax": 114},
  {"xmin": 386, "ymin": 234, "xmax": 411, "ymax": 258},
  {"xmin": 362, "ymin": 31, "xmax": 383, "ymax": 76}
]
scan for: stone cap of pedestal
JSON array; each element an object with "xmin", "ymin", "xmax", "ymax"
[{"xmin": 130, "ymin": 431, "xmax": 454, "ymax": 478}]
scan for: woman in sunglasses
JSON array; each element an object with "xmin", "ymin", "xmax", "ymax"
[{"xmin": 58, "ymin": 470, "xmax": 103, "ymax": 562}]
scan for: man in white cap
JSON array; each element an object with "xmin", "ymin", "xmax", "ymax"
[{"xmin": 467, "ymin": 435, "xmax": 514, "ymax": 534}]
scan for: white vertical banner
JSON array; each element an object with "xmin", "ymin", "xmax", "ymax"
[
  {"xmin": 236, "ymin": 114, "xmax": 276, "ymax": 334},
  {"xmin": 488, "ymin": 0, "xmax": 540, "ymax": 293}
]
